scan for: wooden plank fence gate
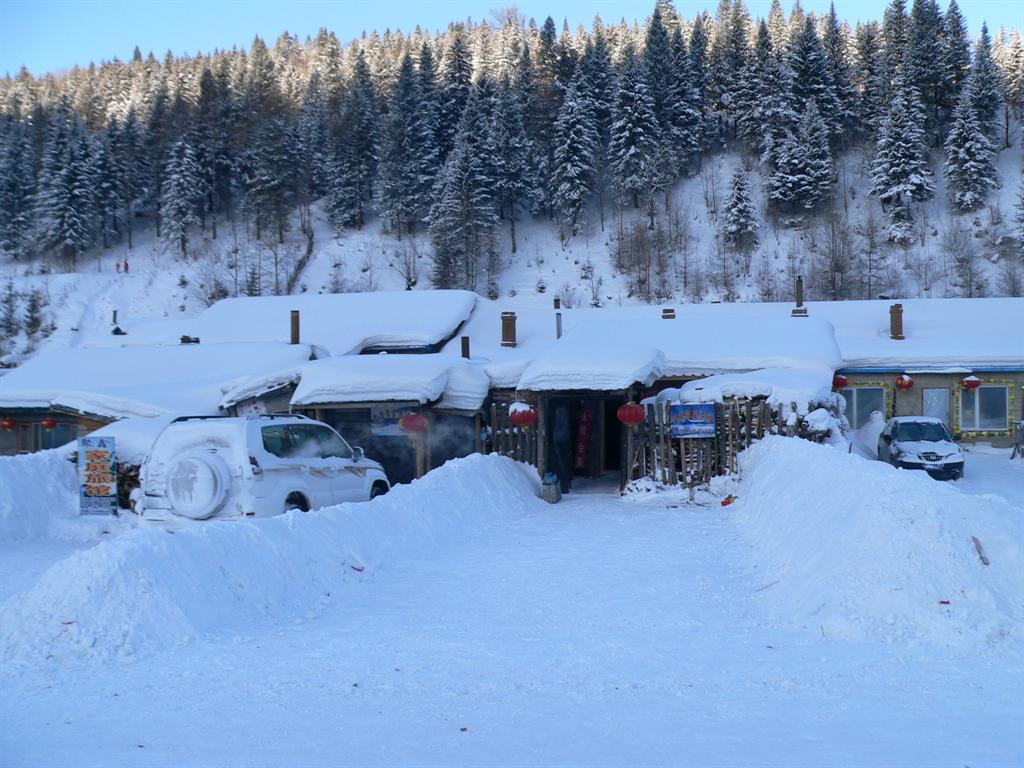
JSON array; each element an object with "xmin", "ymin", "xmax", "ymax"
[
  {"xmin": 485, "ymin": 402, "xmax": 539, "ymax": 467},
  {"xmin": 627, "ymin": 398, "xmax": 780, "ymax": 489}
]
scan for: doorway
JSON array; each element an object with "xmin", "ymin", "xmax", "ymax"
[{"xmin": 922, "ymin": 388, "xmax": 950, "ymax": 426}]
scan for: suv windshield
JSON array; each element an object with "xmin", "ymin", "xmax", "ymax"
[{"xmin": 894, "ymin": 421, "xmax": 950, "ymax": 442}]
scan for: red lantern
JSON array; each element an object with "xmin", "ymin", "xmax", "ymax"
[
  {"xmin": 895, "ymin": 374, "xmax": 913, "ymax": 389},
  {"xmin": 0, "ymin": 417, "xmax": 15, "ymax": 432},
  {"xmin": 616, "ymin": 401, "xmax": 645, "ymax": 426},
  {"xmin": 962, "ymin": 376, "xmax": 981, "ymax": 390},
  {"xmin": 832, "ymin": 374, "xmax": 849, "ymax": 389},
  {"xmin": 40, "ymin": 418, "xmax": 57, "ymax": 430},
  {"xmin": 509, "ymin": 406, "xmax": 537, "ymax": 428},
  {"xmin": 398, "ymin": 412, "xmax": 428, "ymax": 434}
]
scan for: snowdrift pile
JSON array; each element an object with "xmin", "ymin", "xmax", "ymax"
[
  {"xmin": 735, "ymin": 437, "xmax": 1024, "ymax": 645},
  {"xmin": 0, "ymin": 451, "xmax": 103, "ymax": 542},
  {"xmin": 0, "ymin": 454, "xmax": 541, "ymax": 664}
]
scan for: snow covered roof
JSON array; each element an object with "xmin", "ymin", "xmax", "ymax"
[
  {"xmin": 0, "ymin": 342, "xmax": 315, "ymax": 420},
  {"xmin": 668, "ymin": 367, "xmax": 837, "ymax": 415},
  {"xmin": 223, "ymin": 353, "xmax": 490, "ymax": 413},
  {"xmin": 84, "ymin": 290, "xmax": 478, "ymax": 357},
  {"xmin": 810, "ymin": 297, "xmax": 1024, "ymax": 371},
  {"xmin": 517, "ymin": 309, "xmax": 841, "ymax": 391}
]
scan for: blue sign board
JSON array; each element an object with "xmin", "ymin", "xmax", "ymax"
[
  {"xmin": 79, "ymin": 436, "xmax": 118, "ymax": 515},
  {"xmin": 669, "ymin": 403, "xmax": 716, "ymax": 439}
]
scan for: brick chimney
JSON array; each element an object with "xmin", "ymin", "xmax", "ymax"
[
  {"xmin": 889, "ymin": 303, "xmax": 905, "ymax": 340},
  {"xmin": 791, "ymin": 276, "xmax": 808, "ymax": 317},
  {"xmin": 290, "ymin": 310, "xmax": 300, "ymax": 344},
  {"xmin": 501, "ymin": 311, "xmax": 518, "ymax": 348},
  {"xmin": 461, "ymin": 335, "xmax": 471, "ymax": 359}
]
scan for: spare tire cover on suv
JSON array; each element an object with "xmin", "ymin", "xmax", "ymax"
[{"xmin": 165, "ymin": 451, "xmax": 231, "ymax": 520}]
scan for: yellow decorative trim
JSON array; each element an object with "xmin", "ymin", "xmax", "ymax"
[{"xmin": 953, "ymin": 379, "xmax": 1016, "ymax": 438}]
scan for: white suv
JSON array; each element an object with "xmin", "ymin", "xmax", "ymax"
[{"xmin": 133, "ymin": 415, "xmax": 389, "ymax": 522}]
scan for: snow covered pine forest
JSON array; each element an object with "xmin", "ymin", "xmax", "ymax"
[{"xmin": 1, "ymin": 0, "xmax": 1023, "ymax": 357}]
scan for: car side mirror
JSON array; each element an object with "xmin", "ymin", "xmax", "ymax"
[
  {"xmin": 882, "ymin": 434, "xmax": 892, "ymax": 443},
  {"xmin": 352, "ymin": 446, "xmax": 364, "ymax": 463}
]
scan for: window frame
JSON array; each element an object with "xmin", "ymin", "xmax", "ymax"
[
  {"xmin": 959, "ymin": 384, "xmax": 1009, "ymax": 432},
  {"xmin": 841, "ymin": 385, "xmax": 887, "ymax": 430}
]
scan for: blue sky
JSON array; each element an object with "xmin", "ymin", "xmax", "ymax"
[{"xmin": 3, "ymin": 0, "xmax": 1020, "ymax": 76}]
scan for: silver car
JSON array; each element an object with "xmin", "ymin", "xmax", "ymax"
[{"xmin": 877, "ymin": 416, "xmax": 964, "ymax": 480}]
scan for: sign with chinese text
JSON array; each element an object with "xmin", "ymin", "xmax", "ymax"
[
  {"xmin": 669, "ymin": 403, "xmax": 716, "ymax": 439},
  {"xmin": 370, "ymin": 406, "xmax": 418, "ymax": 437},
  {"xmin": 79, "ymin": 436, "xmax": 117, "ymax": 515}
]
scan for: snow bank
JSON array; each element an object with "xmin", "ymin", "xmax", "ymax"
[
  {"xmin": 0, "ymin": 451, "xmax": 120, "ymax": 543},
  {"xmin": 735, "ymin": 436, "xmax": 1024, "ymax": 645},
  {"xmin": 0, "ymin": 454, "xmax": 541, "ymax": 664}
]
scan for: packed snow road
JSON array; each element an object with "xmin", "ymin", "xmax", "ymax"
[{"xmin": 2, "ymin": 446, "xmax": 1022, "ymax": 767}]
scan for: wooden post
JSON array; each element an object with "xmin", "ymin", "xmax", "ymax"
[
  {"xmin": 490, "ymin": 403, "xmax": 498, "ymax": 455},
  {"xmin": 663, "ymin": 401, "xmax": 678, "ymax": 485},
  {"xmin": 537, "ymin": 397, "xmax": 547, "ymax": 477}
]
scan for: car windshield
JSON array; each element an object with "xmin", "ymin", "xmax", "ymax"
[{"xmin": 894, "ymin": 421, "xmax": 950, "ymax": 442}]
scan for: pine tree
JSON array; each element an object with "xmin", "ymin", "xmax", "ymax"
[
  {"xmin": 854, "ymin": 22, "xmax": 888, "ymax": 135},
  {"xmin": 882, "ymin": 0, "xmax": 909, "ymax": 83},
  {"xmin": 0, "ymin": 117, "xmax": 35, "ymax": 258},
  {"xmin": 666, "ymin": 26, "xmax": 703, "ymax": 169},
  {"xmin": 245, "ymin": 118, "xmax": 293, "ymax": 243},
  {"xmin": 722, "ymin": 166, "xmax": 758, "ymax": 251},
  {"xmin": 643, "ymin": 5, "xmax": 674, "ymax": 135},
  {"xmin": 609, "ymin": 53, "xmax": 660, "ymax": 210},
  {"xmin": 36, "ymin": 117, "xmax": 95, "ymax": 265},
  {"xmin": 91, "ymin": 125, "xmax": 125, "ymax": 248},
  {"xmin": 943, "ymin": 86, "xmax": 998, "ymax": 212},
  {"xmin": 326, "ymin": 50, "xmax": 379, "ymax": 231},
  {"xmin": 970, "ymin": 24, "xmax": 1004, "ymax": 134},
  {"xmin": 491, "ymin": 84, "xmax": 532, "ymax": 253},
  {"xmin": 1014, "ymin": 178, "xmax": 1024, "ymax": 260},
  {"xmin": 24, "ymin": 289, "xmax": 44, "ymax": 336},
  {"xmin": 551, "ymin": 76, "xmax": 598, "ymax": 240},
  {"xmin": 429, "ymin": 98, "xmax": 498, "ymax": 290},
  {"xmin": 870, "ymin": 78, "xmax": 934, "ymax": 241},
  {"xmin": 1, "ymin": 280, "xmax": 18, "ymax": 338},
  {"xmin": 942, "ymin": 0, "xmax": 971, "ymax": 106},
  {"xmin": 116, "ymin": 109, "xmax": 149, "ymax": 250},
  {"xmin": 378, "ymin": 54, "xmax": 427, "ymax": 236},
  {"xmin": 906, "ymin": 0, "xmax": 946, "ymax": 133},
  {"xmin": 438, "ymin": 30, "xmax": 473, "ymax": 160},
  {"xmin": 768, "ymin": 101, "xmax": 833, "ymax": 211},
  {"xmin": 821, "ymin": 3, "xmax": 857, "ymax": 141},
  {"xmin": 788, "ymin": 16, "xmax": 842, "ymax": 140},
  {"xmin": 160, "ymin": 136, "xmax": 201, "ymax": 255}
]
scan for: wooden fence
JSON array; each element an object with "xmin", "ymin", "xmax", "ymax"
[
  {"xmin": 486, "ymin": 402, "xmax": 539, "ymax": 466},
  {"xmin": 627, "ymin": 397, "xmax": 831, "ymax": 488}
]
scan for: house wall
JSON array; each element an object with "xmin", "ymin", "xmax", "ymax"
[
  {"xmin": 841, "ymin": 371, "xmax": 1024, "ymax": 448},
  {"xmin": 0, "ymin": 410, "xmax": 109, "ymax": 455}
]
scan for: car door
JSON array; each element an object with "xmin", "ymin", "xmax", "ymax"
[
  {"xmin": 309, "ymin": 425, "xmax": 366, "ymax": 504},
  {"xmin": 878, "ymin": 423, "xmax": 892, "ymax": 461},
  {"xmin": 258, "ymin": 424, "xmax": 334, "ymax": 511}
]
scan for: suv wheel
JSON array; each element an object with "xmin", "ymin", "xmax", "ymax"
[{"xmin": 370, "ymin": 482, "xmax": 388, "ymax": 500}]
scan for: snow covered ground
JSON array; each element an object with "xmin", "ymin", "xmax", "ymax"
[{"xmin": 1, "ymin": 445, "xmax": 1021, "ymax": 766}]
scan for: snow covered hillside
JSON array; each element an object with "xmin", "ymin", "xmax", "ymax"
[
  {"xmin": 2, "ymin": 1, "xmax": 1023, "ymax": 367},
  {"xmin": 1, "ymin": 438, "xmax": 1021, "ymax": 765}
]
